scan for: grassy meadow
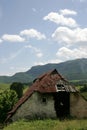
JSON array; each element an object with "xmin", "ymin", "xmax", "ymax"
[
  {"xmin": 3, "ymin": 119, "xmax": 87, "ymax": 130},
  {"xmin": 0, "ymin": 83, "xmax": 11, "ymax": 93},
  {"xmin": 0, "ymin": 83, "xmax": 29, "ymax": 93}
]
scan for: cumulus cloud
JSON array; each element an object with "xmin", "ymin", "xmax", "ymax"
[
  {"xmin": 59, "ymin": 9, "xmax": 77, "ymax": 16},
  {"xmin": 2, "ymin": 34, "xmax": 25, "ymax": 42},
  {"xmin": 52, "ymin": 26, "xmax": 87, "ymax": 46},
  {"xmin": 25, "ymin": 45, "xmax": 43, "ymax": 58},
  {"xmin": 34, "ymin": 59, "xmax": 62, "ymax": 66},
  {"xmin": 43, "ymin": 10, "xmax": 78, "ymax": 28},
  {"xmin": 56, "ymin": 47, "xmax": 87, "ymax": 61},
  {"xmin": 20, "ymin": 29, "xmax": 46, "ymax": 40}
]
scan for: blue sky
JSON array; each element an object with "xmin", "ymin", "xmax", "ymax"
[{"xmin": 0, "ymin": 0, "xmax": 87, "ymax": 76}]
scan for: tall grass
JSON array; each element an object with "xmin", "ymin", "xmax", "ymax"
[{"xmin": 4, "ymin": 119, "xmax": 87, "ymax": 130}]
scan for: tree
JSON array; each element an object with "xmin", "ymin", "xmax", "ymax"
[
  {"xmin": 0, "ymin": 90, "xmax": 18, "ymax": 123},
  {"xmin": 80, "ymin": 84, "xmax": 87, "ymax": 92},
  {"xmin": 10, "ymin": 82, "xmax": 24, "ymax": 99}
]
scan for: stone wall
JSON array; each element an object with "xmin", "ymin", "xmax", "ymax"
[
  {"xmin": 70, "ymin": 93, "xmax": 87, "ymax": 118},
  {"xmin": 12, "ymin": 92, "xmax": 56, "ymax": 121}
]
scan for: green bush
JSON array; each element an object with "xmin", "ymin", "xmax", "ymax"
[
  {"xmin": 0, "ymin": 90, "xmax": 18, "ymax": 123},
  {"xmin": 80, "ymin": 84, "xmax": 87, "ymax": 92}
]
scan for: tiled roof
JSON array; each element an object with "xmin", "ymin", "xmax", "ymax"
[{"xmin": 5, "ymin": 69, "xmax": 77, "ymax": 122}]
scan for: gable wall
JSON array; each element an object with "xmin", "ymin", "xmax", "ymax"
[
  {"xmin": 12, "ymin": 92, "xmax": 56, "ymax": 121},
  {"xmin": 70, "ymin": 93, "xmax": 87, "ymax": 118}
]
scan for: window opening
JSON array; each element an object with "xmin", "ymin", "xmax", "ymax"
[
  {"xmin": 42, "ymin": 97, "xmax": 47, "ymax": 104},
  {"xmin": 56, "ymin": 84, "xmax": 65, "ymax": 91}
]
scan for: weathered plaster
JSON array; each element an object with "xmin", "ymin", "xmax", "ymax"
[
  {"xmin": 12, "ymin": 92, "xmax": 56, "ymax": 121},
  {"xmin": 12, "ymin": 92, "xmax": 87, "ymax": 121},
  {"xmin": 70, "ymin": 93, "xmax": 87, "ymax": 118}
]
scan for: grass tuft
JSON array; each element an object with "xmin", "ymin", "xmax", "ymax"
[{"xmin": 3, "ymin": 119, "xmax": 87, "ymax": 130}]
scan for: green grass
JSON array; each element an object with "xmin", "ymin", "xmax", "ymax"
[
  {"xmin": 3, "ymin": 119, "xmax": 87, "ymax": 130},
  {"xmin": 0, "ymin": 83, "xmax": 10, "ymax": 93},
  {"xmin": 0, "ymin": 83, "xmax": 29, "ymax": 94}
]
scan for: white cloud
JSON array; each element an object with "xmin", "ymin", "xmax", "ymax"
[
  {"xmin": 59, "ymin": 9, "xmax": 77, "ymax": 16},
  {"xmin": 10, "ymin": 66, "xmax": 28, "ymax": 72},
  {"xmin": 34, "ymin": 59, "xmax": 62, "ymax": 66},
  {"xmin": 56, "ymin": 47, "xmax": 87, "ymax": 61},
  {"xmin": 0, "ymin": 39, "xmax": 3, "ymax": 43},
  {"xmin": 43, "ymin": 11, "xmax": 78, "ymax": 28},
  {"xmin": 25, "ymin": 45, "xmax": 43, "ymax": 58},
  {"xmin": 2, "ymin": 34, "xmax": 25, "ymax": 42},
  {"xmin": 52, "ymin": 26, "xmax": 87, "ymax": 46},
  {"xmin": 36, "ymin": 52, "xmax": 43, "ymax": 58},
  {"xmin": 48, "ymin": 59, "xmax": 62, "ymax": 64},
  {"xmin": 20, "ymin": 29, "xmax": 46, "ymax": 40},
  {"xmin": 25, "ymin": 45, "xmax": 40, "ymax": 53},
  {"xmin": 34, "ymin": 62, "xmax": 45, "ymax": 66}
]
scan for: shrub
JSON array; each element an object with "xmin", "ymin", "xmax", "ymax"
[
  {"xmin": 0, "ymin": 90, "xmax": 18, "ymax": 123},
  {"xmin": 80, "ymin": 84, "xmax": 87, "ymax": 92}
]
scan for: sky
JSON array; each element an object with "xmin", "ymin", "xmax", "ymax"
[{"xmin": 0, "ymin": 0, "xmax": 87, "ymax": 76}]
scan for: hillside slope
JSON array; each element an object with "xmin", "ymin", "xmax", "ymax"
[{"xmin": 0, "ymin": 58, "xmax": 87, "ymax": 83}]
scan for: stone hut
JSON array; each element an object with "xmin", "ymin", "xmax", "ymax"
[{"xmin": 5, "ymin": 69, "xmax": 87, "ymax": 122}]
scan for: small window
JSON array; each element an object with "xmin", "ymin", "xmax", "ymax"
[
  {"xmin": 57, "ymin": 84, "xmax": 62, "ymax": 89},
  {"xmin": 42, "ymin": 97, "xmax": 47, "ymax": 104}
]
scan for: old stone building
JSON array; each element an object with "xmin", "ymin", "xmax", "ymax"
[{"xmin": 5, "ymin": 69, "xmax": 87, "ymax": 122}]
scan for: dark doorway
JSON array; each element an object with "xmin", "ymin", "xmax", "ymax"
[{"xmin": 54, "ymin": 92, "xmax": 70, "ymax": 118}]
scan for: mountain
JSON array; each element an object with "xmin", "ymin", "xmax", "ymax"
[{"xmin": 0, "ymin": 58, "xmax": 87, "ymax": 83}]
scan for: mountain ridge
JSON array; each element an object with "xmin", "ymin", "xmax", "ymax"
[{"xmin": 0, "ymin": 58, "xmax": 87, "ymax": 83}]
